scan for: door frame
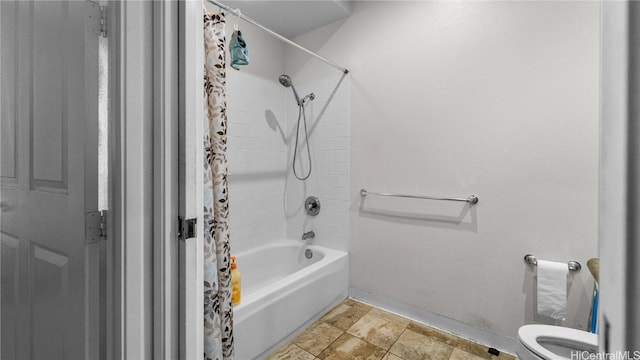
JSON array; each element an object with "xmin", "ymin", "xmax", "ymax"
[
  {"xmin": 153, "ymin": 0, "xmax": 180, "ymax": 359},
  {"xmin": 109, "ymin": 1, "xmax": 154, "ymax": 358},
  {"xmin": 108, "ymin": 0, "xmax": 201, "ymax": 358},
  {"xmin": 178, "ymin": 0, "xmax": 204, "ymax": 359}
]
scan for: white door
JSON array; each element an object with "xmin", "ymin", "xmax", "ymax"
[{"xmin": 1, "ymin": 1, "xmax": 102, "ymax": 359}]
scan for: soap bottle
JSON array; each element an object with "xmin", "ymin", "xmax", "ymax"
[{"xmin": 231, "ymin": 256, "xmax": 241, "ymax": 306}]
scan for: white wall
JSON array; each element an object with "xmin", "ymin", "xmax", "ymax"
[
  {"xmin": 290, "ymin": 0, "xmax": 599, "ymax": 349},
  {"xmin": 225, "ymin": 19, "xmax": 288, "ymax": 254}
]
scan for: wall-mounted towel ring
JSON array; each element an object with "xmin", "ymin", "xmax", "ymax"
[{"xmin": 524, "ymin": 254, "xmax": 581, "ymax": 272}]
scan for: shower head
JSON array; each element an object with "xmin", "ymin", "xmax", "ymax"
[
  {"xmin": 278, "ymin": 74, "xmax": 293, "ymax": 88},
  {"xmin": 278, "ymin": 74, "xmax": 301, "ymax": 105}
]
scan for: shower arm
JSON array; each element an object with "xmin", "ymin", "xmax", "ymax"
[{"xmin": 205, "ymin": 0, "xmax": 349, "ymax": 74}]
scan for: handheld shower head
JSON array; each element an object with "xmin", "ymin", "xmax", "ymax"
[
  {"xmin": 278, "ymin": 74, "xmax": 301, "ymax": 105},
  {"xmin": 278, "ymin": 74, "xmax": 292, "ymax": 88},
  {"xmin": 280, "ymin": 75, "xmax": 315, "ymax": 181}
]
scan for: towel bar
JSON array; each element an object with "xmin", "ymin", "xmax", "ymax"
[{"xmin": 360, "ymin": 189, "xmax": 479, "ymax": 205}]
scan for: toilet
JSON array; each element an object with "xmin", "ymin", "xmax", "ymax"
[{"xmin": 516, "ymin": 324, "xmax": 598, "ymax": 360}]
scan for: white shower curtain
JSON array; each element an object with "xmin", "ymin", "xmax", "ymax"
[{"xmin": 203, "ymin": 11, "xmax": 234, "ymax": 360}]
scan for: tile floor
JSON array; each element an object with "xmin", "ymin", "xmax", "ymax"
[{"xmin": 267, "ymin": 299, "xmax": 516, "ymax": 360}]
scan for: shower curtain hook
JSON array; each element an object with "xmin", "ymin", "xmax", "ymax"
[
  {"xmin": 233, "ymin": 8, "xmax": 240, "ymax": 31},
  {"xmin": 217, "ymin": 4, "xmax": 226, "ymax": 17}
]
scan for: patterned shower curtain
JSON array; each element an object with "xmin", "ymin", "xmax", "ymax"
[{"xmin": 203, "ymin": 11, "xmax": 234, "ymax": 360}]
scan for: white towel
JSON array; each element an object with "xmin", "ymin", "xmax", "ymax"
[{"xmin": 536, "ymin": 260, "xmax": 568, "ymax": 321}]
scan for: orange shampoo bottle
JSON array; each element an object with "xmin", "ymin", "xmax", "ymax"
[{"xmin": 230, "ymin": 256, "xmax": 241, "ymax": 306}]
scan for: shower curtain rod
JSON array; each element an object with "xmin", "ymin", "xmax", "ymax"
[{"xmin": 205, "ymin": 0, "xmax": 349, "ymax": 74}]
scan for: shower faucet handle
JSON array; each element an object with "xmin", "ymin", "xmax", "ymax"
[{"xmin": 305, "ymin": 196, "xmax": 321, "ymax": 216}]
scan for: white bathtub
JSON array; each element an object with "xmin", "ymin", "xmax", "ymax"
[{"xmin": 233, "ymin": 240, "xmax": 348, "ymax": 359}]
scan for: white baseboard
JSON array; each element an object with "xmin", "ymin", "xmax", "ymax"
[{"xmin": 349, "ymin": 287, "xmax": 518, "ymax": 356}]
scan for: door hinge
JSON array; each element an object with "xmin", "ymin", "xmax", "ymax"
[
  {"xmin": 178, "ymin": 216, "xmax": 197, "ymax": 241},
  {"xmin": 86, "ymin": 210, "xmax": 107, "ymax": 244},
  {"xmin": 100, "ymin": 5, "xmax": 107, "ymax": 38}
]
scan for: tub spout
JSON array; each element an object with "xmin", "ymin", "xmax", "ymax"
[{"xmin": 302, "ymin": 231, "xmax": 315, "ymax": 241}]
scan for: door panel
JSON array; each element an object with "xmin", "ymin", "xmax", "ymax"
[
  {"xmin": 0, "ymin": 0, "xmax": 17, "ymax": 184},
  {"xmin": 31, "ymin": 0, "xmax": 69, "ymax": 189},
  {"xmin": 1, "ymin": 233, "xmax": 19, "ymax": 359},
  {"xmin": 0, "ymin": 1, "xmax": 102, "ymax": 359},
  {"xmin": 31, "ymin": 244, "xmax": 69, "ymax": 360}
]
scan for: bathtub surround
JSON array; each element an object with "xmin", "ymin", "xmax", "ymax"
[
  {"xmin": 288, "ymin": 0, "xmax": 599, "ymax": 351},
  {"xmin": 225, "ymin": 19, "xmax": 351, "ymax": 256},
  {"xmin": 203, "ymin": 12, "xmax": 234, "ymax": 360},
  {"xmin": 226, "ymin": 20, "xmax": 288, "ymax": 254}
]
